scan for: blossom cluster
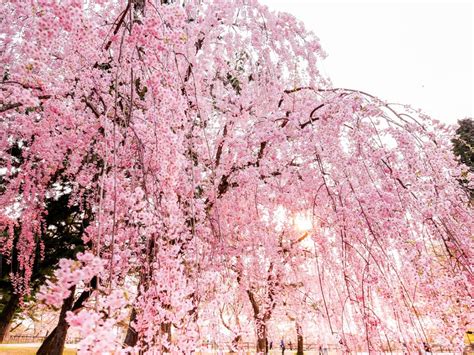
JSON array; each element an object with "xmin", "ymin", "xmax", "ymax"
[{"xmin": 37, "ymin": 252, "xmax": 105, "ymax": 308}]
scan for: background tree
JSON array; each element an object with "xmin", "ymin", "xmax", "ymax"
[
  {"xmin": 452, "ymin": 118, "xmax": 474, "ymax": 199},
  {"xmin": 0, "ymin": 140, "xmax": 89, "ymax": 343},
  {"xmin": 0, "ymin": 197, "xmax": 86, "ymax": 342},
  {"xmin": 453, "ymin": 118, "xmax": 474, "ymax": 170}
]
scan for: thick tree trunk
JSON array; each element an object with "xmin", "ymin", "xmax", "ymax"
[
  {"xmin": 124, "ymin": 307, "xmax": 138, "ymax": 347},
  {"xmin": 247, "ymin": 290, "xmax": 268, "ymax": 354},
  {"xmin": 38, "ymin": 277, "xmax": 96, "ymax": 355},
  {"xmin": 37, "ymin": 286, "xmax": 75, "ymax": 355},
  {"xmin": 123, "ymin": 307, "xmax": 172, "ymax": 351},
  {"xmin": 256, "ymin": 321, "xmax": 268, "ymax": 354},
  {"xmin": 0, "ymin": 293, "xmax": 19, "ymax": 343},
  {"xmin": 296, "ymin": 321, "xmax": 304, "ymax": 355}
]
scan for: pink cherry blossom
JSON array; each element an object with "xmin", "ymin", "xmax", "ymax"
[{"xmin": 1, "ymin": 0, "xmax": 472, "ymax": 353}]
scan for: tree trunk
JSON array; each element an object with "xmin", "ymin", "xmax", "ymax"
[
  {"xmin": 37, "ymin": 286, "xmax": 76, "ymax": 355},
  {"xmin": 247, "ymin": 290, "xmax": 268, "ymax": 354},
  {"xmin": 296, "ymin": 321, "xmax": 304, "ymax": 355},
  {"xmin": 230, "ymin": 334, "xmax": 241, "ymax": 353},
  {"xmin": 37, "ymin": 278, "xmax": 96, "ymax": 355},
  {"xmin": 123, "ymin": 307, "xmax": 172, "ymax": 352},
  {"xmin": 256, "ymin": 321, "xmax": 268, "ymax": 354},
  {"xmin": 0, "ymin": 293, "xmax": 20, "ymax": 343},
  {"xmin": 160, "ymin": 321, "xmax": 171, "ymax": 352},
  {"xmin": 124, "ymin": 307, "xmax": 138, "ymax": 347}
]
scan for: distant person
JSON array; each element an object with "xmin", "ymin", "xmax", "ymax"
[
  {"xmin": 280, "ymin": 339, "xmax": 285, "ymax": 354},
  {"xmin": 288, "ymin": 341, "xmax": 292, "ymax": 350},
  {"xmin": 269, "ymin": 341, "xmax": 273, "ymax": 350},
  {"xmin": 319, "ymin": 343, "xmax": 329, "ymax": 355}
]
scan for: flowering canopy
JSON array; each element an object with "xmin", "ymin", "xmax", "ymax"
[{"xmin": 1, "ymin": 0, "xmax": 472, "ymax": 353}]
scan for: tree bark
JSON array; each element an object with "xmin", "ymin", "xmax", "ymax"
[
  {"xmin": 230, "ymin": 334, "xmax": 242, "ymax": 353},
  {"xmin": 124, "ymin": 307, "xmax": 138, "ymax": 347},
  {"xmin": 247, "ymin": 289, "xmax": 269, "ymax": 354},
  {"xmin": 296, "ymin": 321, "xmax": 304, "ymax": 355},
  {"xmin": 0, "ymin": 293, "xmax": 20, "ymax": 343},
  {"xmin": 256, "ymin": 321, "xmax": 268, "ymax": 354},
  {"xmin": 160, "ymin": 321, "xmax": 172, "ymax": 352},
  {"xmin": 38, "ymin": 277, "xmax": 96, "ymax": 355},
  {"xmin": 37, "ymin": 286, "xmax": 76, "ymax": 355},
  {"xmin": 123, "ymin": 308, "xmax": 172, "ymax": 351}
]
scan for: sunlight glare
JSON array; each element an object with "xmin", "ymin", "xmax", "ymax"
[{"xmin": 294, "ymin": 213, "xmax": 312, "ymax": 232}]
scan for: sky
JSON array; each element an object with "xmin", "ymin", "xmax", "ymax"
[{"xmin": 259, "ymin": 0, "xmax": 473, "ymax": 125}]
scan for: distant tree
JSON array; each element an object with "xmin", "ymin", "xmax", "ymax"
[
  {"xmin": 452, "ymin": 118, "xmax": 474, "ymax": 199},
  {"xmin": 0, "ymin": 192, "xmax": 89, "ymax": 343},
  {"xmin": 0, "ymin": 142, "xmax": 90, "ymax": 343},
  {"xmin": 453, "ymin": 118, "xmax": 474, "ymax": 170}
]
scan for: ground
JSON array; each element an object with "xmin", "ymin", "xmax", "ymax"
[
  {"xmin": 0, "ymin": 343, "xmax": 77, "ymax": 355},
  {"xmin": 0, "ymin": 344, "xmax": 469, "ymax": 355}
]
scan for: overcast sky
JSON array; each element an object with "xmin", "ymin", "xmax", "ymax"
[{"xmin": 259, "ymin": 0, "xmax": 473, "ymax": 125}]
